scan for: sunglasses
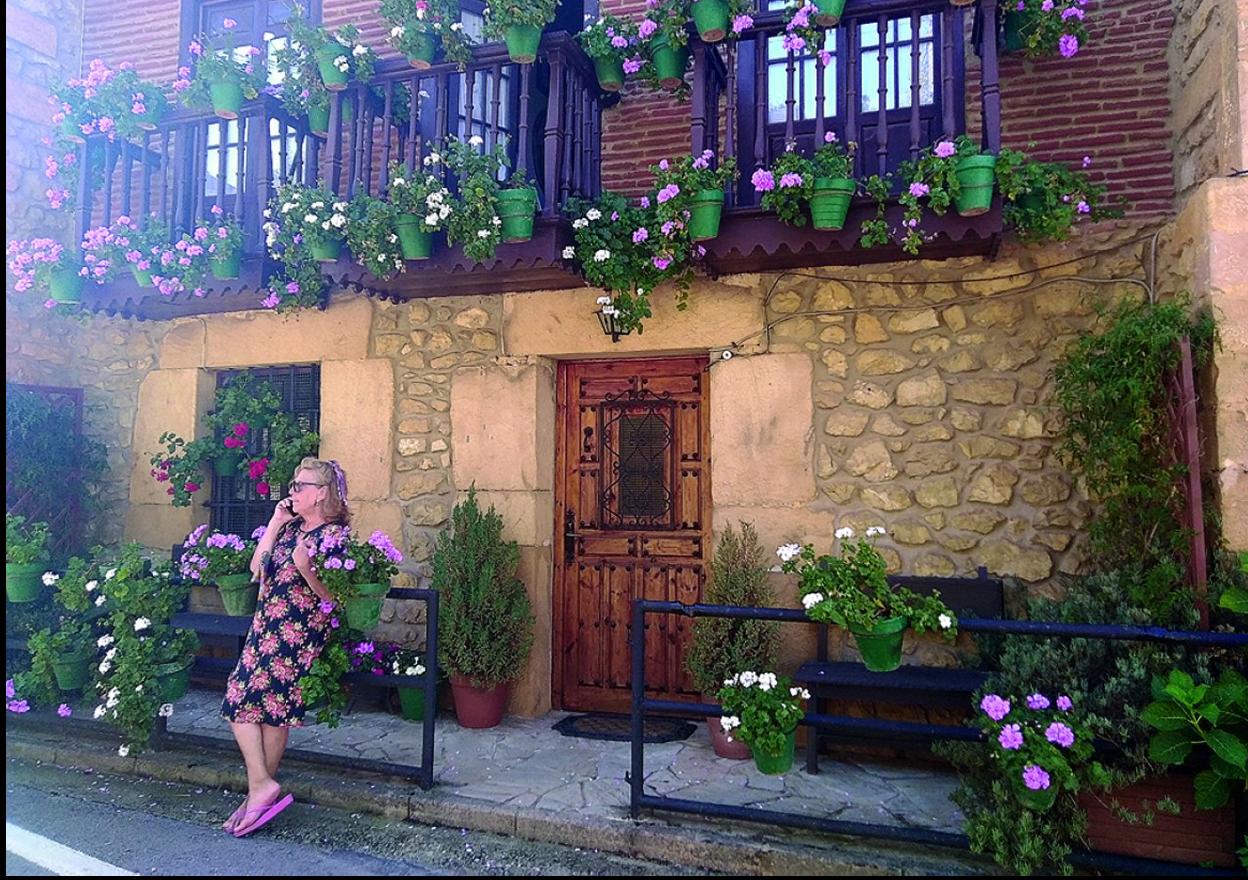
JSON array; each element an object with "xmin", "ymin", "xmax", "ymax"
[{"xmin": 288, "ymin": 480, "xmax": 327, "ymax": 493}]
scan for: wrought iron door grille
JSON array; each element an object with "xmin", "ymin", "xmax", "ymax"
[
  {"xmin": 600, "ymin": 390, "xmax": 674, "ymax": 529},
  {"xmin": 208, "ymin": 363, "xmax": 320, "ymax": 536}
]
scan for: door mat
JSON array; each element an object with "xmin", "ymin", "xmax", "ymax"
[{"xmin": 552, "ymin": 713, "xmax": 697, "ymax": 744}]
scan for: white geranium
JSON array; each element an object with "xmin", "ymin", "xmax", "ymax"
[
  {"xmin": 477, "ymin": 229, "xmax": 490, "ymax": 238},
  {"xmin": 593, "ymin": 249, "xmax": 611, "ymax": 262},
  {"xmin": 938, "ymin": 614, "xmax": 953, "ymax": 630},
  {"xmin": 425, "ymin": 213, "xmax": 439, "ymax": 226},
  {"xmin": 586, "ymin": 208, "xmax": 602, "ymax": 221},
  {"xmin": 801, "ymin": 592, "xmax": 824, "ymax": 610},
  {"xmin": 310, "ymin": 200, "xmax": 324, "ymax": 209},
  {"xmin": 118, "ymin": 745, "xmax": 130, "ymax": 757},
  {"xmin": 468, "ymin": 135, "xmax": 484, "ymax": 146},
  {"xmin": 865, "ymin": 526, "xmax": 886, "ymax": 537},
  {"xmin": 95, "ymin": 595, "xmax": 107, "ymax": 606},
  {"xmin": 93, "ymin": 705, "xmax": 106, "ymax": 720},
  {"xmin": 790, "ymin": 687, "xmax": 811, "ymax": 700},
  {"xmin": 719, "ymin": 715, "xmax": 741, "ymax": 732},
  {"xmin": 596, "ymin": 295, "xmax": 613, "ymax": 305},
  {"xmin": 390, "ymin": 25, "xmax": 405, "ymax": 38},
  {"xmin": 97, "ymin": 634, "xmax": 114, "ymax": 648},
  {"xmin": 333, "ymin": 201, "xmax": 348, "ymax": 212},
  {"xmin": 393, "ymin": 177, "xmax": 407, "ymax": 187},
  {"xmin": 134, "ymin": 617, "xmax": 151, "ymax": 632},
  {"xmin": 330, "ymin": 213, "xmax": 347, "ymax": 228},
  {"xmin": 85, "ymin": 580, "xmax": 98, "ymax": 592},
  {"xmin": 834, "ymin": 527, "xmax": 854, "ymax": 540},
  {"xmin": 572, "ymin": 218, "xmax": 588, "ymax": 229},
  {"xmin": 98, "ymin": 660, "xmax": 112, "ymax": 674},
  {"xmin": 352, "ymin": 44, "xmax": 368, "ymax": 57},
  {"xmin": 758, "ymin": 672, "xmax": 778, "ymax": 691},
  {"xmin": 158, "ymin": 703, "xmax": 174, "ymax": 717},
  {"xmin": 304, "ymin": 213, "xmax": 319, "ymax": 224},
  {"xmin": 42, "ymin": 572, "xmax": 60, "ymax": 586},
  {"xmin": 776, "ymin": 543, "xmax": 802, "ymax": 563},
  {"xmin": 739, "ymin": 670, "xmax": 758, "ymax": 687},
  {"xmin": 563, "ymin": 246, "xmax": 577, "ymax": 259},
  {"xmin": 333, "ymin": 56, "xmax": 350, "ymax": 73}
]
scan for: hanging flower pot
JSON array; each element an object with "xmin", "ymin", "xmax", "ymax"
[
  {"xmin": 688, "ymin": 188, "xmax": 726, "ymax": 241},
  {"xmin": 407, "ymin": 32, "xmax": 438, "ymax": 69},
  {"xmin": 310, "ymin": 238, "xmax": 343, "ymax": 263},
  {"xmin": 315, "ymin": 43, "xmax": 351, "ymax": 91},
  {"xmin": 208, "ymin": 79, "xmax": 245, "ymax": 120},
  {"xmin": 216, "ymin": 572, "xmax": 258, "ymax": 616},
  {"xmin": 450, "ymin": 674, "xmax": 510, "ymax": 728},
  {"xmin": 594, "ymin": 57, "xmax": 626, "ymax": 92},
  {"xmin": 497, "ymin": 186, "xmax": 538, "ymax": 243},
  {"xmin": 49, "ymin": 267, "xmax": 84, "ymax": 304},
  {"xmin": 60, "ymin": 118, "xmax": 86, "ymax": 144},
  {"xmin": 1002, "ymin": 10, "xmax": 1027, "ymax": 53},
  {"xmin": 503, "ymin": 24, "xmax": 542, "ymax": 64},
  {"xmin": 649, "ymin": 34, "xmax": 690, "ymax": 89},
  {"xmin": 953, "ymin": 154, "xmax": 997, "ymax": 216},
  {"xmin": 307, "ymin": 104, "xmax": 330, "ymax": 137},
  {"xmin": 6, "ymin": 563, "xmax": 46, "ymax": 603},
  {"xmin": 130, "ymin": 264, "xmax": 154, "ymax": 288},
  {"xmin": 343, "ymin": 581, "xmax": 389, "ymax": 631},
  {"xmin": 848, "ymin": 614, "xmax": 907, "ymax": 672},
  {"xmin": 153, "ymin": 658, "xmax": 193, "ymax": 703},
  {"xmin": 1015, "ymin": 774, "xmax": 1060, "ymax": 811},
  {"xmin": 691, "ymin": 0, "xmax": 731, "ymax": 43},
  {"xmin": 809, "ymin": 177, "xmax": 857, "ymax": 230},
  {"xmin": 51, "ymin": 648, "xmax": 93, "ymax": 691},
  {"xmin": 752, "ymin": 730, "xmax": 796, "ymax": 774},
  {"xmin": 209, "ymin": 250, "xmax": 242, "ymax": 281},
  {"xmin": 950, "ymin": 0, "xmax": 977, "ymax": 6},
  {"xmin": 214, "ymin": 448, "xmax": 244, "ymax": 477},
  {"xmin": 812, "ymin": 0, "xmax": 848, "ymax": 27},
  {"xmin": 395, "ymin": 215, "xmax": 433, "ymax": 260}
]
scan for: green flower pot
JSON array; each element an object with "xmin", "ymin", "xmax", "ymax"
[
  {"xmin": 849, "ymin": 615, "xmax": 907, "ymax": 672},
  {"xmin": 60, "ymin": 118, "xmax": 86, "ymax": 143},
  {"xmin": 1003, "ymin": 10, "xmax": 1027, "ymax": 54},
  {"xmin": 407, "ymin": 32, "xmax": 437, "ymax": 70},
  {"xmin": 650, "ymin": 34, "xmax": 690, "ymax": 89},
  {"xmin": 813, "ymin": 0, "xmax": 847, "ymax": 27},
  {"xmin": 689, "ymin": 188, "xmax": 725, "ymax": 241},
  {"xmin": 209, "ymin": 250, "xmax": 241, "ymax": 280},
  {"xmin": 810, "ymin": 177, "xmax": 856, "ymax": 230},
  {"xmin": 216, "ymin": 572, "xmax": 258, "ymax": 616},
  {"xmin": 153, "ymin": 659, "xmax": 193, "ymax": 703},
  {"xmin": 1015, "ymin": 777, "xmax": 1060, "ymax": 811},
  {"xmin": 594, "ymin": 57, "xmax": 625, "ymax": 92},
  {"xmin": 316, "ymin": 43, "xmax": 351, "ymax": 91},
  {"xmin": 344, "ymin": 581, "xmax": 389, "ymax": 631},
  {"xmin": 214, "ymin": 448, "xmax": 243, "ymax": 477},
  {"xmin": 6, "ymin": 563, "xmax": 47, "ymax": 603},
  {"xmin": 692, "ymin": 0, "xmax": 730, "ymax": 42},
  {"xmin": 953, "ymin": 154, "xmax": 997, "ymax": 217},
  {"xmin": 497, "ymin": 186, "xmax": 538, "ymax": 243},
  {"xmin": 208, "ymin": 80, "xmax": 244, "ymax": 120},
  {"xmin": 395, "ymin": 216, "xmax": 433, "ymax": 260},
  {"xmin": 308, "ymin": 104, "xmax": 330, "ymax": 136},
  {"xmin": 49, "ymin": 267, "xmax": 83, "ymax": 304},
  {"xmin": 310, "ymin": 238, "xmax": 343, "ymax": 262},
  {"xmin": 130, "ymin": 264, "xmax": 154, "ymax": 287},
  {"xmin": 397, "ymin": 685, "xmax": 438, "ymax": 722},
  {"xmin": 51, "ymin": 649, "xmax": 93, "ymax": 691},
  {"xmin": 504, "ymin": 24, "xmax": 542, "ymax": 64},
  {"xmin": 752, "ymin": 730, "xmax": 796, "ymax": 775},
  {"xmin": 135, "ymin": 103, "xmax": 164, "ymax": 132}
]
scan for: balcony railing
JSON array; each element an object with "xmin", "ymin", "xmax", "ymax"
[
  {"xmin": 75, "ymin": 32, "xmax": 605, "ymax": 318},
  {"xmin": 691, "ymin": 0, "xmax": 1003, "ymax": 271}
]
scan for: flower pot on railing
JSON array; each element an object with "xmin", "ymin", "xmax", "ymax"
[
  {"xmin": 450, "ymin": 674, "xmax": 509, "ymax": 729},
  {"xmin": 689, "ymin": 188, "xmax": 726, "ymax": 241},
  {"xmin": 810, "ymin": 178, "xmax": 857, "ymax": 230},
  {"xmin": 594, "ymin": 57, "xmax": 625, "ymax": 92},
  {"xmin": 135, "ymin": 105, "xmax": 165, "ymax": 132},
  {"xmin": 650, "ymin": 34, "xmax": 690, "ymax": 89},
  {"xmin": 1014, "ymin": 775, "xmax": 1060, "ymax": 811},
  {"xmin": 407, "ymin": 32, "xmax": 438, "ymax": 69},
  {"xmin": 950, "ymin": 0, "xmax": 977, "ymax": 6},
  {"xmin": 504, "ymin": 24, "xmax": 542, "ymax": 64},
  {"xmin": 215, "ymin": 572, "xmax": 258, "ymax": 616},
  {"xmin": 60, "ymin": 119, "xmax": 86, "ymax": 144},
  {"xmin": 691, "ymin": 0, "xmax": 731, "ymax": 42},
  {"xmin": 395, "ymin": 216, "xmax": 433, "ymax": 260},
  {"xmin": 210, "ymin": 251, "xmax": 242, "ymax": 281},
  {"xmin": 315, "ymin": 43, "xmax": 351, "ymax": 91},
  {"xmin": 343, "ymin": 581, "xmax": 389, "ymax": 631},
  {"xmin": 208, "ymin": 78, "xmax": 245, "ymax": 121},
  {"xmin": 51, "ymin": 648, "xmax": 93, "ymax": 691},
  {"xmin": 498, "ymin": 186, "xmax": 538, "ymax": 243},
  {"xmin": 752, "ymin": 730, "xmax": 796, "ymax": 774},
  {"xmin": 953, "ymin": 154, "xmax": 997, "ymax": 216},
  {"xmin": 1002, "ymin": 10, "xmax": 1027, "ymax": 53},
  {"xmin": 153, "ymin": 658, "xmax": 193, "ymax": 703},
  {"xmin": 813, "ymin": 0, "xmax": 848, "ymax": 27},
  {"xmin": 6, "ymin": 563, "xmax": 47, "ymax": 604},
  {"xmin": 307, "ymin": 104, "xmax": 330, "ymax": 137},
  {"xmin": 848, "ymin": 615, "xmax": 906, "ymax": 672},
  {"xmin": 214, "ymin": 448, "xmax": 244, "ymax": 477},
  {"xmin": 49, "ymin": 267, "xmax": 84, "ymax": 304},
  {"xmin": 130, "ymin": 265, "xmax": 154, "ymax": 288},
  {"xmin": 310, "ymin": 238, "xmax": 343, "ymax": 263}
]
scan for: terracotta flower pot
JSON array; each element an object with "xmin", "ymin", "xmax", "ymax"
[
  {"xmin": 450, "ymin": 674, "xmax": 510, "ymax": 728},
  {"xmin": 707, "ymin": 713, "xmax": 751, "ymax": 759}
]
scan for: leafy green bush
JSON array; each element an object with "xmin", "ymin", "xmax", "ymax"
[{"xmin": 6, "ymin": 514, "xmax": 51, "ymax": 564}]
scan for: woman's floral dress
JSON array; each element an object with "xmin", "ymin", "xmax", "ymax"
[{"xmin": 221, "ymin": 519, "xmax": 347, "ymax": 727}]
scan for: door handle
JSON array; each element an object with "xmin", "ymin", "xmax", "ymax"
[{"xmin": 564, "ymin": 509, "xmax": 580, "ymax": 559}]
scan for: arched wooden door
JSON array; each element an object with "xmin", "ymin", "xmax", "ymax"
[{"xmin": 553, "ymin": 357, "xmax": 710, "ymax": 712}]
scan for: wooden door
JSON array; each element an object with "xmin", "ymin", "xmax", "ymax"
[{"xmin": 554, "ymin": 358, "xmax": 710, "ymax": 713}]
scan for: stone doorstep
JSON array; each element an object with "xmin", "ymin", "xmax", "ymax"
[{"xmin": 5, "ymin": 723, "xmax": 991, "ymax": 876}]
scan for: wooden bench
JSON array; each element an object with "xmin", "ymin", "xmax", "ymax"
[{"xmin": 799, "ymin": 567, "xmax": 1005, "ymax": 774}]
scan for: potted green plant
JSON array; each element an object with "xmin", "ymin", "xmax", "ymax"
[
  {"xmin": 754, "ymin": 134, "xmax": 857, "ymax": 230},
  {"xmin": 313, "ymin": 530, "xmax": 403, "ymax": 631},
  {"xmin": 432, "ymin": 488, "xmax": 535, "ymax": 729},
  {"xmin": 1004, "ymin": 0, "xmax": 1089, "ymax": 60},
  {"xmin": 29, "ymin": 618, "xmax": 96, "ymax": 691},
  {"xmin": 577, "ymin": 15, "xmax": 639, "ymax": 92},
  {"xmin": 382, "ymin": 0, "xmax": 473, "ymax": 70},
  {"xmin": 484, "ymin": 0, "xmax": 557, "ymax": 64},
  {"xmin": 197, "ymin": 208, "xmax": 245, "ymax": 280},
  {"xmin": 178, "ymin": 525, "xmax": 258, "ymax": 616},
  {"xmin": 685, "ymin": 523, "xmax": 780, "ymax": 759},
  {"xmin": 306, "ymin": 22, "xmax": 376, "ymax": 92},
  {"xmin": 718, "ymin": 672, "xmax": 810, "ymax": 774},
  {"xmin": 388, "ymin": 646, "xmax": 431, "ymax": 721},
  {"xmin": 386, "ymin": 161, "xmax": 453, "ymax": 260},
  {"xmin": 7, "ymin": 238, "xmax": 85, "ymax": 305},
  {"xmin": 444, "ymin": 135, "xmax": 507, "ymax": 262},
  {"xmin": 497, "ymin": 174, "xmax": 539, "ymax": 243},
  {"xmin": 175, "ymin": 23, "xmax": 267, "ymax": 119},
  {"xmin": 781, "ymin": 527, "xmax": 957, "ymax": 672},
  {"xmin": 298, "ymin": 628, "xmax": 351, "ymax": 726},
  {"xmin": 50, "ymin": 59, "xmax": 168, "ymax": 142},
  {"xmin": 652, "ymin": 149, "xmax": 737, "ymax": 241},
  {"xmin": 639, "ymin": 0, "xmax": 692, "ymax": 90},
  {"xmin": 691, "ymin": 0, "xmax": 755, "ymax": 42},
  {"xmin": 6, "ymin": 515, "xmax": 52, "ymax": 603},
  {"xmin": 346, "ymin": 193, "xmax": 406, "ymax": 281},
  {"xmin": 995, "ymin": 148, "xmax": 1122, "ymax": 243},
  {"xmin": 273, "ymin": 182, "xmax": 349, "ymax": 261},
  {"xmin": 115, "ymin": 219, "xmax": 172, "ymax": 288}
]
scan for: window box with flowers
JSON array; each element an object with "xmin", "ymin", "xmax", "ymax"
[
  {"xmin": 778, "ymin": 528, "xmax": 957, "ymax": 672},
  {"xmin": 270, "ymin": 182, "xmax": 349, "ymax": 263},
  {"xmin": 718, "ymin": 671, "xmax": 811, "ymax": 774},
  {"xmin": 312, "ymin": 530, "xmax": 403, "ymax": 632},
  {"xmin": 6, "ymin": 514, "xmax": 52, "ymax": 604},
  {"xmin": 387, "ymin": 160, "xmax": 453, "ymax": 260},
  {"xmin": 484, "ymin": 0, "xmax": 558, "ymax": 65},
  {"xmin": 578, "ymin": 14, "xmax": 639, "ymax": 93},
  {"xmin": 382, "ymin": 0, "xmax": 473, "ymax": 70},
  {"xmin": 652, "ymin": 150, "xmax": 737, "ymax": 242},
  {"xmin": 179, "ymin": 524, "xmax": 259, "ymax": 616},
  {"xmin": 175, "ymin": 21, "xmax": 267, "ymax": 120}
]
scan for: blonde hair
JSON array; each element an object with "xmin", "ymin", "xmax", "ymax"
[{"xmin": 295, "ymin": 457, "xmax": 351, "ymax": 526}]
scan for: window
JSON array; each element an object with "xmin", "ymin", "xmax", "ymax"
[
  {"xmin": 858, "ymin": 15, "xmax": 936, "ymax": 113},
  {"xmin": 208, "ymin": 364, "xmax": 320, "ymax": 536}
]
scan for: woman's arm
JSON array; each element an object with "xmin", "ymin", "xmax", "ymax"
[{"xmin": 251, "ymin": 499, "xmax": 296, "ymax": 579}]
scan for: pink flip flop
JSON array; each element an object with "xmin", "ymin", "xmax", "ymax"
[
  {"xmin": 222, "ymin": 800, "xmax": 248, "ymax": 833},
  {"xmin": 232, "ymin": 793, "xmax": 294, "ymax": 838}
]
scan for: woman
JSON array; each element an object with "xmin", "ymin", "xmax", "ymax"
[{"xmin": 220, "ymin": 457, "xmax": 351, "ymax": 838}]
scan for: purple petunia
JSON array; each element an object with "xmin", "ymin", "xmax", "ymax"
[
  {"xmin": 980, "ymin": 694, "xmax": 1011, "ymax": 721},
  {"xmin": 1022, "ymin": 764, "xmax": 1051, "ymax": 791},
  {"xmin": 998, "ymin": 723, "xmax": 1024, "ymax": 751}
]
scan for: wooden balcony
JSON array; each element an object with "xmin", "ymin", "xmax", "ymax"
[
  {"xmin": 690, "ymin": 0, "xmax": 1004, "ymax": 273},
  {"xmin": 75, "ymin": 32, "xmax": 605, "ymax": 320}
]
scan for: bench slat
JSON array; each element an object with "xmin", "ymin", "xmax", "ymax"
[{"xmin": 796, "ymin": 661, "xmax": 988, "ymax": 694}]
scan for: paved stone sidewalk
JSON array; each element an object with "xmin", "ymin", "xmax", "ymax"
[{"xmin": 166, "ymin": 687, "xmax": 963, "ymax": 834}]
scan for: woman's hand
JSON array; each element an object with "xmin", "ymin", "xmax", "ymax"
[
  {"xmin": 268, "ymin": 496, "xmax": 296, "ymax": 530},
  {"xmin": 292, "ymin": 535, "xmax": 315, "ymax": 577}
]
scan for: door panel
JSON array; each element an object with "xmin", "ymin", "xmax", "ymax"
[{"xmin": 555, "ymin": 358, "xmax": 710, "ymax": 713}]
